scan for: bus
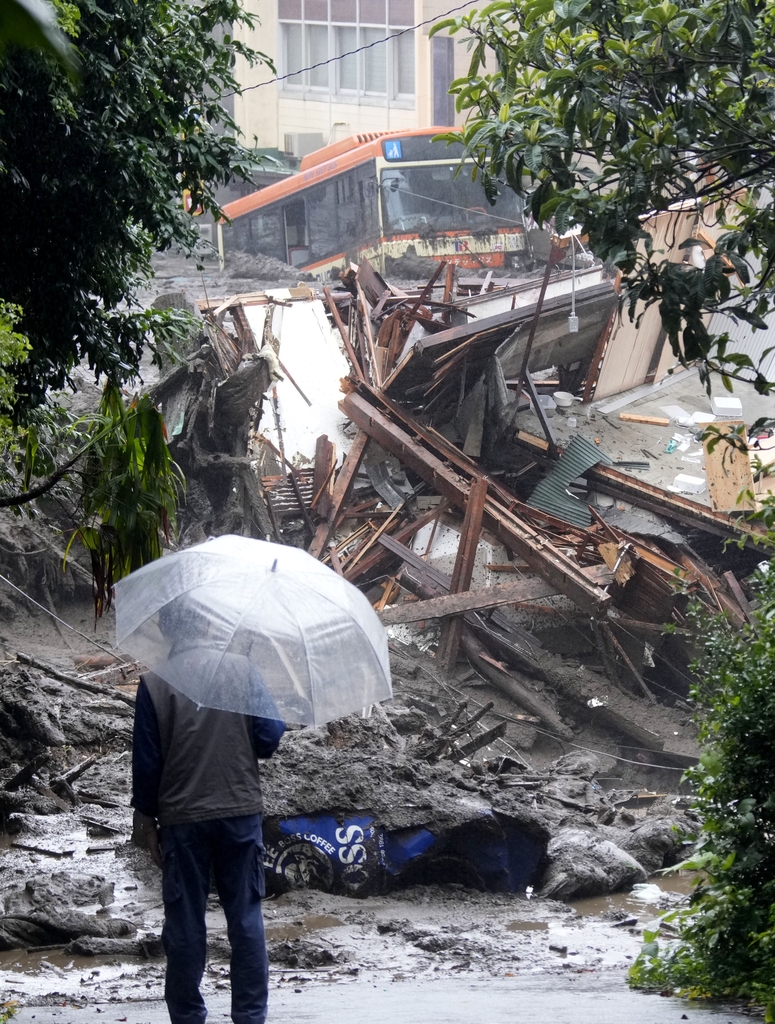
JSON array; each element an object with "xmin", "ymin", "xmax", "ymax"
[{"xmin": 218, "ymin": 128, "xmax": 527, "ymax": 278}]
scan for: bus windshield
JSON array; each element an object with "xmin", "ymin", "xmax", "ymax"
[{"xmin": 380, "ymin": 165, "xmax": 524, "ymax": 235}]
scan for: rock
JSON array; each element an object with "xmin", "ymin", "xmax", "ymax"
[
  {"xmin": 612, "ymin": 816, "xmax": 694, "ymax": 875},
  {"xmin": 65, "ymin": 934, "xmax": 163, "ymax": 958},
  {"xmin": 540, "ymin": 827, "xmax": 647, "ymax": 900},
  {"xmin": 548, "ymin": 751, "xmax": 602, "ymax": 779},
  {"xmin": 384, "ymin": 705, "xmax": 430, "ymax": 736}
]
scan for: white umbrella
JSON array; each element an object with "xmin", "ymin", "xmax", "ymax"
[{"xmin": 114, "ymin": 535, "xmax": 392, "ymax": 726}]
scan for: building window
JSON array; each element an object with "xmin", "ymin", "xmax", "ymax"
[
  {"xmin": 362, "ymin": 26, "xmax": 386, "ymax": 93},
  {"xmin": 307, "ymin": 24, "xmax": 330, "ymax": 88},
  {"xmin": 336, "ymin": 25, "xmax": 358, "ymax": 90},
  {"xmin": 279, "ymin": 0, "xmax": 415, "ymax": 102},
  {"xmin": 392, "ymin": 29, "xmax": 414, "ymax": 97}
]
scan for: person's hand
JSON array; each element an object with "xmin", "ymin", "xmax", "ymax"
[{"xmin": 132, "ymin": 810, "xmax": 162, "ymax": 868}]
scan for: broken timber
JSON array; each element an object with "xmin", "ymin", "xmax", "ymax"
[
  {"xmin": 437, "ymin": 475, "xmax": 488, "ymax": 672},
  {"xmin": 340, "ymin": 390, "xmax": 610, "ymax": 617},
  {"xmin": 308, "ymin": 430, "xmax": 369, "ymax": 559},
  {"xmin": 379, "ymin": 566, "xmax": 611, "ymax": 625}
]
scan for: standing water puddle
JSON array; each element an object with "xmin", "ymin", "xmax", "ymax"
[
  {"xmin": 572, "ymin": 872, "xmax": 697, "ymax": 920},
  {"xmin": 264, "ymin": 914, "xmax": 345, "ymax": 941}
]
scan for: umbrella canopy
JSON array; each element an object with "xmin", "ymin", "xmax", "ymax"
[{"xmin": 114, "ymin": 535, "xmax": 391, "ymax": 726}]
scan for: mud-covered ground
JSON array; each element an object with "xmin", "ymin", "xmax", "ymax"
[{"xmin": 0, "ymin": 589, "xmax": 705, "ymax": 1014}]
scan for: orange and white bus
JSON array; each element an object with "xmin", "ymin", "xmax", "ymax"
[{"xmin": 218, "ymin": 128, "xmax": 527, "ymax": 278}]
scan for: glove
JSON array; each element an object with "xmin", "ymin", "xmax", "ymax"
[{"xmin": 132, "ymin": 810, "xmax": 162, "ymax": 868}]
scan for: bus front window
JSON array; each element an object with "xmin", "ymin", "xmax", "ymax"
[{"xmin": 380, "ymin": 165, "xmax": 523, "ymax": 235}]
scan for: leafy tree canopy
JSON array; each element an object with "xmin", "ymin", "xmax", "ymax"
[
  {"xmin": 433, "ymin": 0, "xmax": 775, "ymax": 391},
  {"xmin": 0, "ymin": 0, "xmax": 77, "ymax": 73},
  {"xmin": 0, "ymin": 0, "xmax": 267, "ymax": 413},
  {"xmin": 628, "ymin": 566, "xmax": 775, "ymax": 1018}
]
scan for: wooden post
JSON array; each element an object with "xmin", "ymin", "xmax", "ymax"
[
  {"xmin": 436, "ymin": 476, "xmax": 488, "ymax": 673},
  {"xmin": 323, "ymin": 286, "xmax": 364, "ymax": 381},
  {"xmin": 308, "ymin": 430, "xmax": 369, "ymax": 559}
]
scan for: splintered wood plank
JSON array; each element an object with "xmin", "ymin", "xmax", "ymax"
[
  {"xmin": 618, "ymin": 413, "xmax": 670, "ymax": 426},
  {"xmin": 703, "ymin": 420, "xmax": 755, "ymax": 512},
  {"xmin": 308, "ymin": 431, "xmax": 369, "ymax": 559},
  {"xmin": 323, "ymin": 286, "xmax": 364, "ymax": 382},
  {"xmin": 380, "ymin": 575, "xmax": 557, "ymax": 624},
  {"xmin": 436, "ymin": 476, "xmax": 488, "ymax": 672}
]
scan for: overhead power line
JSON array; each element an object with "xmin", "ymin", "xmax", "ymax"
[{"xmin": 236, "ymin": 0, "xmax": 478, "ymax": 94}]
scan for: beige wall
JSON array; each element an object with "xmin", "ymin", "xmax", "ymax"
[{"xmin": 233, "ymin": 0, "xmax": 477, "ymax": 149}]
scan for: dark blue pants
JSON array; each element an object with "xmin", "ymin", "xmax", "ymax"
[{"xmin": 160, "ymin": 813, "xmax": 268, "ymax": 1024}]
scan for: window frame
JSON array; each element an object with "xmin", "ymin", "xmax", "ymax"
[{"xmin": 278, "ymin": 0, "xmax": 415, "ymax": 105}]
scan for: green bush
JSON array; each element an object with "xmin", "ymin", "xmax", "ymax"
[{"xmin": 629, "ymin": 564, "xmax": 775, "ymax": 1018}]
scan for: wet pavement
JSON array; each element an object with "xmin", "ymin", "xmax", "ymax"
[{"xmin": 11, "ymin": 972, "xmax": 759, "ymax": 1023}]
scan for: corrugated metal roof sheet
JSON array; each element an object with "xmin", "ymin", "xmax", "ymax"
[
  {"xmin": 528, "ymin": 435, "xmax": 613, "ymax": 527},
  {"xmin": 708, "ymin": 307, "xmax": 775, "ymax": 384},
  {"xmin": 707, "ymin": 251, "xmax": 775, "ymax": 383}
]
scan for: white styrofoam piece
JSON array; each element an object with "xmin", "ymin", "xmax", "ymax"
[
  {"xmin": 245, "ymin": 295, "xmax": 351, "ymax": 465},
  {"xmin": 690, "ymin": 411, "xmax": 716, "ymax": 425},
  {"xmin": 661, "ymin": 404, "xmax": 691, "ymax": 422},
  {"xmin": 711, "ymin": 395, "xmax": 743, "ymax": 417},
  {"xmin": 671, "ymin": 473, "xmax": 706, "ymax": 494}
]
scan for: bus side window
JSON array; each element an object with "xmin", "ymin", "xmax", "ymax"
[
  {"xmin": 283, "ymin": 199, "xmax": 309, "ymax": 267},
  {"xmin": 306, "ymin": 182, "xmax": 340, "ymax": 263},
  {"xmin": 229, "ymin": 207, "xmax": 286, "ymax": 263},
  {"xmin": 356, "ymin": 164, "xmax": 379, "ymax": 241},
  {"xmin": 337, "ymin": 173, "xmax": 359, "ymax": 251},
  {"xmin": 255, "ymin": 208, "xmax": 286, "ymax": 263}
]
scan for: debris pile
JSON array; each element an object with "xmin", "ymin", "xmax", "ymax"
[
  {"xmin": 146, "ymin": 253, "xmax": 765, "ymax": 776},
  {"xmin": 0, "ymin": 652, "xmax": 696, "ymax": 914}
]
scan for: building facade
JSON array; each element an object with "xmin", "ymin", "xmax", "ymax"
[{"xmin": 233, "ymin": 0, "xmax": 477, "ymax": 153}]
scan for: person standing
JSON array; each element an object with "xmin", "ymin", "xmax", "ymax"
[{"xmin": 131, "ymin": 668, "xmax": 285, "ymax": 1024}]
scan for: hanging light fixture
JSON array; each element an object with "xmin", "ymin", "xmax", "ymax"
[{"xmin": 568, "ymin": 234, "xmax": 579, "ymax": 333}]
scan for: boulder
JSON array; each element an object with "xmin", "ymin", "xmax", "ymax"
[
  {"xmin": 612, "ymin": 816, "xmax": 694, "ymax": 874},
  {"xmin": 540, "ymin": 827, "xmax": 647, "ymax": 900}
]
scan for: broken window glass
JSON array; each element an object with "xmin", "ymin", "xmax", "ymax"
[
  {"xmin": 380, "ymin": 165, "xmax": 524, "ymax": 235},
  {"xmin": 229, "ymin": 208, "xmax": 286, "ymax": 263}
]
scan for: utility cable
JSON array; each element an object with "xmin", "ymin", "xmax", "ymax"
[
  {"xmin": 0, "ymin": 572, "xmax": 120, "ymax": 658},
  {"xmin": 233, "ymin": 0, "xmax": 479, "ymax": 94}
]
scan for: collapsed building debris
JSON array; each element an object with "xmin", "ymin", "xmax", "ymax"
[
  {"xmin": 152, "ymin": 253, "xmax": 763, "ymax": 781},
  {"xmin": 0, "ymin": 653, "xmax": 697, "ymax": 913},
  {"xmin": 0, "ymin": 246, "xmax": 764, "ymax": 971}
]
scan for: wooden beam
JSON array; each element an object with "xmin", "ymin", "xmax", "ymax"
[
  {"xmin": 343, "ymin": 499, "xmax": 449, "ymax": 583},
  {"xmin": 381, "ymin": 575, "xmax": 557, "ymax": 624},
  {"xmin": 380, "ymin": 563, "xmax": 611, "ymax": 624},
  {"xmin": 311, "ymin": 434, "xmax": 335, "ymax": 518},
  {"xmin": 340, "ymin": 391, "xmax": 610, "ymax": 616},
  {"xmin": 618, "ymin": 413, "xmax": 670, "ymax": 426},
  {"xmin": 308, "ymin": 430, "xmax": 369, "ymax": 559},
  {"xmin": 437, "ymin": 476, "xmax": 488, "ymax": 672},
  {"xmin": 355, "ymin": 281, "xmax": 381, "ymax": 387},
  {"xmin": 323, "ymin": 286, "xmax": 364, "ymax": 381}
]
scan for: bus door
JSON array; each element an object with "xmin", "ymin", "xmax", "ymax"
[{"xmin": 283, "ymin": 199, "xmax": 309, "ymax": 266}]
